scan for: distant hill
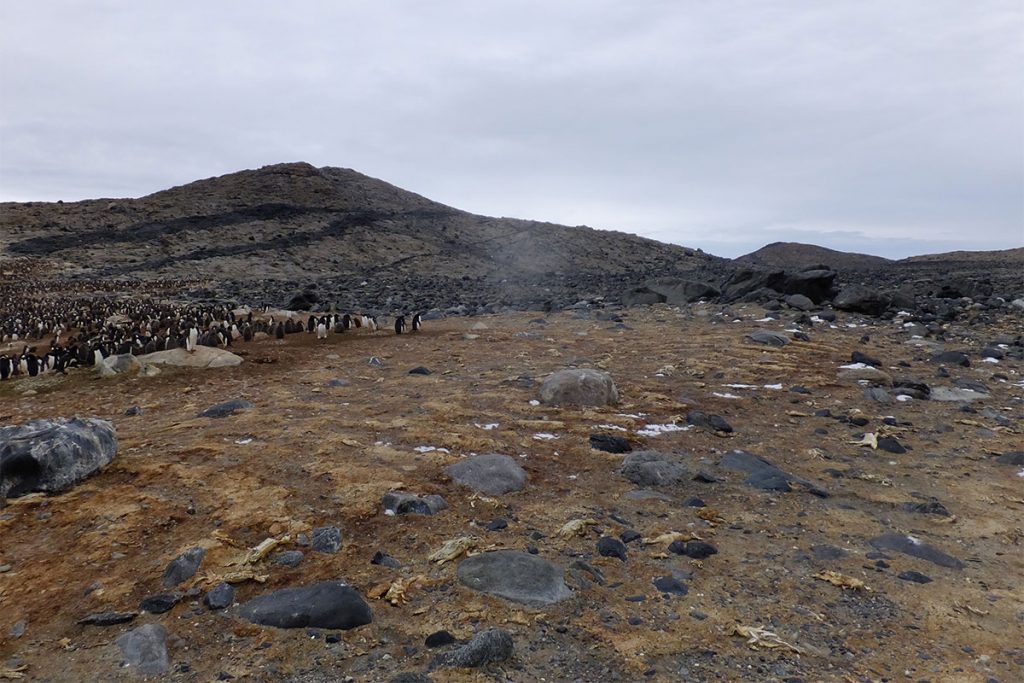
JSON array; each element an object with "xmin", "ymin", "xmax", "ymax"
[
  {"xmin": 899, "ymin": 247, "xmax": 1024, "ymax": 264},
  {"xmin": 736, "ymin": 242, "xmax": 892, "ymax": 271},
  {"xmin": 0, "ymin": 162, "xmax": 718, "ymax": 283}
]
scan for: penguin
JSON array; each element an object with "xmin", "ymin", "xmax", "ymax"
[
  {"xmin": 187, "ymin": 325, "xmax": 199, "ymax": 353},
  {"xmin": 307, "ymin": 315, "xmax": 316, "ymax": 333},
  {"xmin": 316, "ymin": 318, "xmax": 328, "ymax": 340},
  {"xmin": 394, "ymin": 315, "xmax": 406, "ymax": 335},
  {"xmin": 243, "ymin": 323, "xmax": 254, "ymax": 342},
  {"xmin": 275, "ymin": 322, "xmax": 285, "ymax": 340},
  {"xmin": 25, "ymin": 352, "xmax": 39, "ymax": 377},
  {"xmin": 411, "ymin": 313, "xmax": 422, "ymax": 332},
  {"xmin": 0, "ymin": 355, "xmax": 10, "ymax": 380},
  {"xmin": 341, "ymin": 314, "xmax": 352, "ymax": 331}
]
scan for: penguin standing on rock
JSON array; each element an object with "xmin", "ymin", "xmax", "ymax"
[
  {"xmin": 411, "ymin": 313, "xmax": 422, "ymax": 332},
  {"xmin": 186, "ymin": 325, "xmax": 199, "ymax": 353},
  {"xmin": 394, "ymin": 315, "xmax": 406, "ymax": 335}
]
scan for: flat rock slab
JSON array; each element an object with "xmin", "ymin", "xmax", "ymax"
[
  {"xmin": 198, "ymin": 399, "xmax": 253, "ymax": 418},
  {"xmin": 116, "ymin": 623, "xmax": 169, "ymax": 675},
  {"xmin": 746, "ymin": 330, "xmax": 790, "ymax": 347},
  {"xmin": 619, "ymin": 450, "xmax": 688, "ymax": 487},
  {"xmin": 869, "ymin": 533, "xmax": 965, "ymax": 569},
  {"xmin": 457, "ymin": 550, "xmax": 572, "ymax": 606},
  {"xmin": 239, "ymin": 581, "xmax": 372, "ymax": 630},
  {"xmin": 539, "ymin": 368, "xmax": 619, "ymax": 406},
  {"xmin": 930, "ymin": 387, "xmax": 990, "ymax": 402},
  {"xmin": 0, "ymin": 417, "xmax": 118, "ymax": 499},
  {"xmin": 445, "ymin": 453, "xmax": 527, "ymax": 495},
  {"xmin": 720, "ymin": 449, "xmax": 828, "ymax": 497},
  {"xmin": 139, "ymin": 346, "xmax": 243, "ymax": 368}
]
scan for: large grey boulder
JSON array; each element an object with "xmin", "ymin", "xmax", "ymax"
[
  {"xmin": 116, "ymin": 623, "xmax": 169, "ymax": 675},
  {"xmin": 457, "ymin": 550, "xmax": 572, "ymax": 606},
  {"xmin": 619, "ymin": 451, "xmax": 688, "ymax": 487},
  {"xmin": 239, "ymin": 581, "xmax": 372, "ymax": 630},
  {"xmin": 138, "ymin": 346, "xmax": 243, "ymax": 368},
  {"xmin": 623, "ymin": 278, "xmax": 720, "ymax": 306},
  {"xmin": 0, "ymin": 417, "xmax": 118, "ymax": 499},
  {"xmin": 834, "ymin": 285, "xmax": 891, "ymax": 316},
  {"xmin": 540, "ymin": 368, "xmax": 618, "ymax": 407},
  {"xmin": 432, "ymin": 629, "xmax": 514, "ymax": 669},
  {"xmin": 445, "ymin": 454, "xmax": 527, "ymax": 495}
]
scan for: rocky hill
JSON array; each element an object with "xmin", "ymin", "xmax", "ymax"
[
  {"xmin": 0, "ymin": 162, "xmax": 723, "ymax": 309},
  {"xmin": 737, "ymin": 242, "xmax": 892, "ymax": 271}
]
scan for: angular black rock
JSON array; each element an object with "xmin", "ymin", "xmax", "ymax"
[
  {"xmin": 869, "ymin": 533, "xmax": 965, "ymax": 569},
  {"xmin": 668, "ymin": 540, "xmax": 718, "ymax": 560},
  {"xmin": 162, "ymin": 547, "xmax": 206, "ymax": 588},
  {"xmin": 898, "ymin": 570, "xmax": 933, "ymax": 584},
  {"xmin": 653, "ymin": 576, "xmax": 689, "ymax": 595},
  {"xmin": 432, "ymin": 629, "xmax": 514, "ymax": 669},
  {"xmin": 311, "ymin": 526, "xmax": 342, "ymax": 554},
  {"xmin": 139, "ymin": 592, "xmax": 182, "ymax": 614},
  {"xmin": 77, "ymin": 611, "xmax": 137, "ymax": 626},
  {"xmin": 204, "ymin": 582, "xmax": 235, "ymax": 610}
]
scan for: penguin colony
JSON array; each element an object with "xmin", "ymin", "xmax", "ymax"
[{"xmin": 0, "ymin": 279, "xmax": 423, "ymax": 382}]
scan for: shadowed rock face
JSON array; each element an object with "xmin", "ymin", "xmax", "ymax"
[{"xmin": 238, "ymin": 581, "xmax": 372, "ymax": 630}]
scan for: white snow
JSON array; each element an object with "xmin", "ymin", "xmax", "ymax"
[
  {"xmin": 533, "ymin": 433, "xmax": 559, "ymax": 441},
  {"xmin": 414, "ymin": 446, "xmax": 450, "ymax": 454},
  {"xmin": 474, "ymin": 423, "xmax": 499, "ymax": 430},
  {"xmin": 636, "ymin": 423, "xmax": 692, "ymax": 437},
  {"xmin": 712, "ymin": 392, "xmax": 741, "ymax": 399}
]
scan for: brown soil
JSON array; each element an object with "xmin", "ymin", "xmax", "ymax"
[{"xmin": 1, "ymin": 307, "xmax": 1022, "ymax": 682}]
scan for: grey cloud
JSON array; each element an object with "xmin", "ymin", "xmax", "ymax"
[{"xmin": 1, "ymin": 1, "xmax": 1021, "ymax": 259}]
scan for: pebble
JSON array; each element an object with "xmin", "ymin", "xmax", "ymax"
[
  {"xmin": 271, "ymin": 550, "xmax": 305, "ymax": 567},
  {"xmin": 898, "ymin": 570, "xmax": 933, "ymax": 584},
  {"xmin": 653, "ymin": 576, "xmax": 689, "ymax": 595},
  {"xmin": 204, "ymin": 582, "xmax": 235, "ymax": 610},
  {"xmin": 668, "ymin": 540, "xmax": 718, "ymax": 559},
  {"xmin": 162, "ymin": 547, "xmax": 206, "ymax": 588},
  {"xmin": 139, "ymin": 592, "xmax": 182, "ymax": 614},
  {"xmin": 432, "ymin": 628, "xmax": 514, "ymax": 669}
]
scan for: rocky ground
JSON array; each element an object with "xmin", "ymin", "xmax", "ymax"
[{"xmin": 2, "ymin": 301, "xmax": 1022, "ymax": 682}]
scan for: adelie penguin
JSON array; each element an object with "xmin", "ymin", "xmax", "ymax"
[
  {"xmin": 411, "ymin": 313, "xmax": 422, "ymax": 332},
  {"xmin": 394, "ymin": 315, "xmax": 406, "ymax": 335}
]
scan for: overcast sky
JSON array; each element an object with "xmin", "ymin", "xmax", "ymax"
[{"xmin": 1, "ymin": 1, "xmax": 1021, "ymax": 258}]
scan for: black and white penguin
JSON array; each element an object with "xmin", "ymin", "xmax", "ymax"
[
  {"xmin": 394, "ymin": 315, "xmax": 406, "ymax": 335},
  {"xmin": 186, "ymin": 325, "xmax": 199, "ymax": 353},
  {"xmin": 307, "ymin": 315, "xmax": 316, "ymax": 333},
  {"xmin": 341, "ymin": 314, "xmax": 352, "ymax": 331},
  {"xmin": 275, "ymin": 322, "xmax": 285, "ymax": 340},
  {"xmin": 316, "ymin": 318, "xmax": 328, "ymax": 340},
  {"xmin": 0, "ymin": 355, "xmax": 11, "ymax": 380},
  {"xmin": 411, "ymin": 313, "xmax": 422, "ymax": 332},
  {"xmin": 242, "ymin": 323, "xmax": 254, "ymax": 342}
]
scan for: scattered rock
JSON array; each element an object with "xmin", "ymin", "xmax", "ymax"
[
  {"xmin": 589, "ymin": 433, "xmax": 632, "ymax": 453},
  {"xmin": 995, "ymin": 451, "xmax": 1024, "ymax": 466},
  {"xmin": 311, "ymin": 526, "xmax": 343, "ymax": 554},
  {"xmin": 898, "ymin": 570, "xmax": 933, "ymax": 584},
  {"xmin": 432, "ymin": 628, "xmax": 514, "ymax": 669},
  {"xmin": 383, "ymin": 491, "xmax": 448, "ymax": 515},
  {"xmin": 197, "ymin": 399, "xmax": 253, "ymax": 418},
  {"xmin": 425, "ymin": 630, "xmax": 457, "ymax": 648},
  {"xmin": 78, "ymin": 611, "xmax": 137, "ymax": 626},
  {"xmin": 97, "ymin": 353, "xmax": 144, "ymax": 377},
  {"xmin": 868, "ymin": 533, "xmax": 965, "ymax": 569},
  {"xmin": 204, "ymin": 582, "xmax": 234, "ymax": 610},
  {"xmin": 902, "ymin": 501, "xmax": 951, "ymax": 516},
  {"xmin": 271, "ymin": 550, "xmax": 305, "ymax": 568},
  {"xmin": 930, "ymin": 387, "xmax": 990, "ymax": 402},
  {"xmin": 408, "ymin": 366, "xmax": 432, "ymax": 375},
  {"xmin": 720, "ymin": 449, "xmax": 827, "ymax": 496},
  {"xmin": 239, "ymin": 581, "xmax": 372, "ymax": 629},
  {"xmin": 457, "ymin": 550, "xmax": 572, "ymax": 606},
  {"xmin": 686, "ymin": 411, "xmax": 733, "ymax": 433},
  {"xmin": 162, "ymin": 547, "xmax": 206, "ymax": 588},
  {"xmin": 539, "ymin": 368, "xmax": 619, "ymax": 406},
  {"xmin": 371, "ymin": 551, "xmax": 402, "ymax": 569},
  {"xmin": 445, "ymin": 453, "xmax": 528, "ymax": 495},
  {"xmin": 139, "ymin": 592, "xmax": 182, "ymax": 614},
  {"xmin": 116, "ymin": 623, "xmax": 170, "ymax": 676},
  {"xmin": 653, "ymin": 576, "xmax": 689, "ymax": 595},
  {"xmin": 668, "ymin": 540, "xmax": 718, "ymax": 559},
  {"xmin": 597, "ymin": 536, "xmax": 628, "ymax": 561},
  {"xmin": 746, "ymin": 331, "xmax": 790, "ymax": 347},
  {"xmin": 619, "ymin": 450, "xmax": 688, "ymax": 487},
  {"xmin": 0, "ymin": 417, "xmax": 118, "ymax": 499},
  {"xmin": 929, "ymin": 351, "xmax": 970, "ymax": 367}
]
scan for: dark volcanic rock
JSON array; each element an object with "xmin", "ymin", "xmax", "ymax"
[
  {"xmin": 311, "ymin": 526, "xmax": 343, "ymax": 553},
  {"xmin": 653, "ymin": 576, "xmax": 689, "ymax": 595},
  {"xmin": 457, "ymin": 550, "xmax": 572, "ymax": 606},
  {"xmin": 382, "ymin": 491, "xmax": 448, "ymax": 515},
  {"xmin": 197, "ymin": 399, "xmax": 253, "ymax": 418},
  {"xmin": 995, "ymin": 451, "xmax": 1024, "ymax": 466},
  {"xmin": 204, "ymin": 582, "xmax": 235, "ymax": 610},
  {"xmin": 668, "ymin": 541, "xmax": 718, "ymax": 559},
  {"xmin": 0, "ymin": 417, "xmax": 118, "ymax": 499},
  {"xmin": 624, "ymin": 277, "xmax": 720, "ymax": 306},
  {"xmin": 589, "ymin": 433, "xmax": 633, "ymax": 453},
  {"xmin": 746, "ymin": 330, "xmax": 790, "ymax": 347},
  {"xmin": 78, "ymin": 611, "xmax": 137, "ymax": 627},
  {"xmin": 597, "ymin": 536, "xmax": 628, "ymax": 561},
  {"xmin": 139, "ymin": 592, "xmax": 182, "ymax": 614},
  {"xmin": 929, "ymin": 350, "xmax": 970, "ymax": 367},
  {"xmin": 239, "ymin": 581, "xmax": 372, "ymax": 629},
  {"xmin": 719, "ymin": 449, "xmax": 827, "ymax": 496},
  {"xmin": 868, "ymin": 533, "xmax": 965, "ymax": 569},
  {"xmin": 162, "ymin": 547, "xmax": 206, "ymax": 588},
  {"xmin": 834, "ymin": 285, "xmax": 891, "ymax": 316}
]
